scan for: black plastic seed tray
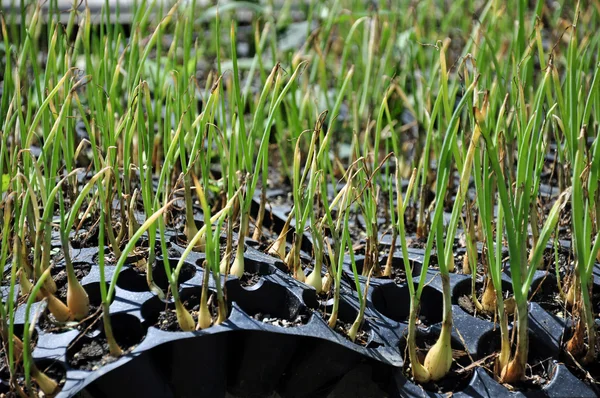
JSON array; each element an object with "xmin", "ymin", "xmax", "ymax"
[{"xmin": 5, "ymin": 233, "xmax": 598, "ymax": 398}]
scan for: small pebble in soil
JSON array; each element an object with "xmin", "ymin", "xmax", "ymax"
[{"xmin": 252, "ymin": 312, "xmax": 310, "ymax": 328}]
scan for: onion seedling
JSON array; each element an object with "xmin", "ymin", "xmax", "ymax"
[
  {"xmin": 399, "ymin": 75, "xmax": 479, "ymax": 383},
  {"xmin": 1, "ymin": 186, "xmax": 58, "ymax": 394},
  {"xmin": 59, "ymin": 194, "xmax": 90, "ymax": 321},
  {"xmin": 228, "ymin": 62, "xmax": 306, "ymax": 278},
  {"xmin": 196, "ymin": 182, "xmax": 227, "ymax": 329},
  {"xmin": 566, "ymin": 123, "xmax": 600, "ymax": 364},
  {"xmin": 346, "ymin": 216, "xmax": 372, "ymax": 343},
  {"xmin": 384, "ymin": 168, "xmax": 417, "ymax": 278},
  {"xmin": 285, "ymin": 120, "xmax": 323, "ymax": 283},
  {"xmin": 345, "ymin": 183, "xmax": 373, "ymax": 343},
  {"xmin": 169, "ymin": 192, "xmax": 239, "ymax": 331},
  {"xmin": 22, "ymin": 268, "xmax": 59, "ymax": 395},
  {"xmin": 478, "ymin": 87, "xmax": 571, "ymax": 383},
  {"xmin": 559, "ymin": 16, "xmax": 600, "ymax": 364},
  {"xmin": 324, "ymin": 171, "xmax": 354, "ymax": 329},
  {"xmin": 305, "ymin": 211, "xmax": 325, "ymax": 293},
  {"xmin": 177, "ymin": 81, "xmax": 221, "ymax": 251},
  {"xmin": 223, "ymin": 25, "xmax": 279, "ymax": 278},
  {"xmin": 99, "ymin": 195, "xmax": 177, "ymax": 355},
  {"xmin": 352, "ymin": 153, "xmax": 384, "ymax": 278},
  {"xmin": 0, "ymin": 192, "xmax": 20, "ymax": 379}
]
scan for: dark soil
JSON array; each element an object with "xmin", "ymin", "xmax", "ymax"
[
  {"xmin": 403, "ymin": 205, "xmax": 420, "ymax": 236},
  {"xmin": 67, "ymin": 315, "xmax": 146, "ymax": 371},
  {"xmin": 538, "ymin": 246, "xmax": 573, "ymax": 273},
  {"xmin": 38, "ymin": 305, "xmax": 102, "ymax": 335},
  {"xmin": 38, "ymin": 280, "xmax": 108, "ymax": 334},
  {"xmin": 68, "ymin": 336, "xmax": 139, "ymax": 371},
  {"xmin": 559, "ymin": 325, "xmax": 600, "ymax": 393},
  {"xmin": 239, "ymin": 272, "xmax": 261, "ymax": 287},
  {"xmin": 499, "ymin": 358, "xmax": 555, "ymax": 391},
  {"xmin": 69, "ymin": 338, "xmax": 115, "ymax": 371},
  {"xmin": 457, "ymin": 280, "xmax": 514, "ymax": 323},
  {"xmin": 382, "ymin": 264, "xmax": 410, "ymax": 285},
  {"xmin": 52, "ymin": 263, "xmax": 92, "ymax": 300},
  {"xmin": 452, "ymin": 249, "xmax": 482, "ymax": 275},
  {"xmin": 218, "ymin": 244, "xmax": 277, "ymax": 285},
  {"xmin": 35, "ymin": 361, "xmax": 66, "ymax": 393},
  {"xmin": 529, "ymin": 273, "xmax": 571, "ymax": 318},
  {"xmin": 154, "ymin": 292, "xmax": 221, "ymax": 332},
  {"xmin": 275, "ymin": 257, "xmax": 320, "ymax": 283},
  {"xmin": 244, "ymin": 223, "xmax": 280, "ymax": 252},
  {"xmin": 478, "ymin": 331, "xmax": 554, "ymax": 391},
  {"xmin": 32, "ymin": 262, "xmax": 94, "ymax": 333},
  {"xmin": 406, "ymin": 236, "xmax": 427, "ymax": 249},
  {"xmin": 316, "ymin": 308, "xmax": 371, "ymax": 347},
  {"xmin": 357, "ymin": 253, "xmax": 419, "ymax": 285},
  {"xmin": 530, "ymin": 273, "xmax": 600, "ymax": 320},
  {"xmin": 70, "ymin": 227, "xmax": 99, "ymax": 249},
  {"xmin": 155, "ymin": 308, "xmax": 181, "ymax": 332},
  {"xmin": 380, "ymin": 266, "xmax": 406, "ymax": 285}
]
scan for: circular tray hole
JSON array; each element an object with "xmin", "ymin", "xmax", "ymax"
[
  {"xmin": 354, "ymin": 255, "xmax": 423, "ymax": 284},
  {"xmin": 477, "ymin": 328, "xmax": 555, "ymax": 391},
  {"xmin": 117, "ymin": 258, "xmax": 196, "ymax": 292},
  {"xmin": 52, "ymin": 262, "xmax": 92, "ymax": 299},
  {"xmin": 142, "ymin": 286, "xmax": 231, "ymax": 331},
  {"xmin": 29, "ymin": 359, "xmax": 67, "ymax": 396},
  {"xmin": 452, "ymin": 278, "xmax": 514, "ymax": 322},
  {"xmin": 372, "ymin": 283, "xmax": 443, "ymax": 325},
  {"xmin": 230, "ymin": 255, "xmax": 276, "ymax": 287},
  {"xmin": 38, "ymin": 281, "xmax": 111, "ymax": 333},
  {"xmin": 228, "ymin": 280, "xmax": 311, "ymax": 327},
  {"xmin": 84, "ymin": 281, "xmax": 113, "ymax": 307},
  {"xmin": 529, "ymin": 274, "xmax": 568, "ymax": 318},
  {"xmin": 559, "ymin": 324, "xmax": 600, "ymax": 392},
  {"xmin": 314, "ymin": 298, "xmax": 379, "ymax": 348},
  {"xmin": 70, "ymin": 228, "xmax": 99, "ymax": 249},
  {"xmin": 399, "ymin": 329, "xmax": 473, "ymax": 394},
  {"xmin": 67, "ymin": 313, "xmax": 146, "ymax": 371}
]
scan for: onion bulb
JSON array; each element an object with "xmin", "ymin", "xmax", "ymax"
[
  {"xmin": 411, "ymin": 360, "xmax": 431, "ymax": 383},
  {"xmin": 45, "ymin": 292, "xmax": 72, "ymax": 322},
  {"xmin": 175, "ymin": 299, "xmax": 195, "ymax": 331},
  {"xmin": 462, "ymin": 251, "xmax": 470, "ymax": 275},
  {"xmin": 305, "ymin": 267, "xmax": 322, "ymax": 294},
  {"xmin": 230, "ymin": 251, "xmax": 244, "ymax": 278},
  {"xmin": 31, "ymin": 364, "xmax": 58, "ymax": 395},
  {"xmin": 196, "ymin": 300, "xmax": 212, "ymax": 330},
  {"xmin": 423, "ymin": 326, "xmax": 453, "ymax": 381},
  {"xmin": 293, "ymin": 263, "xmax": 306, "ymax": 283},
  {"xmin": 500, "ymin": 357, "xmax": 525, "ymax": 384},
  {"xmin": 269, "ymin": 217, "xmax": 290, "ymax": 260},
  {"xmin": 481, "ymin": 280, "xmax": 496, "ymax": 313},
  {"xmin": 67, "ymin": 275, "xmax": 89, "ymax": 320}
]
